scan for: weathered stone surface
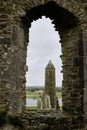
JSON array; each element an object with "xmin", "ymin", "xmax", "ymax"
[
  {"xmin": 44, "ymin": 60, "xmax": 59, "ymax": 109},
  {"xmin": 0, "ymin": 0, "xmax": 87, "ymax": 129},
  {"xmin": 0, "ymin": 110, "xmax": 84, "ymax": 130}
]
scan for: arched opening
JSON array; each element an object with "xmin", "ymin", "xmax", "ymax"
[
  {"xmin": 26, "ymin": 16, "xmax": 63, "ymax": 110},
  {"xmin": 21, "ymin": 1, "xmax": 83, "ymax": 114}
]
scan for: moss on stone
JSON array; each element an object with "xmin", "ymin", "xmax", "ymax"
[
  {"xmin": 0, "ymin": 111, "xmax": 7, "ymax": 126},
  {"xmin": 7, "ymin": 115, "xmax": 23, "ymax": 128}
]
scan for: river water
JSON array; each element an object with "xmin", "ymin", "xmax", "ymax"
[{"xmin": 26, "ymin": 98, "xmax": 62, "ymax": 107}]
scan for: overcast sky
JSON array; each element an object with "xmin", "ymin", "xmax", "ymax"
[{"xmin": 26, "ymin": 16, "xmax": 63, "ymax": 87}]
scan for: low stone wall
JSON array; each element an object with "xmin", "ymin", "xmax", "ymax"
[{"xmin": 0, "ymin": 110, "xmax": 84, "ymax": 130}]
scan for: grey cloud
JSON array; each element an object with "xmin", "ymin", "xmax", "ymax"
[{"xmin": 26, "ymin": 17, "xmax": 63, "ymax": 87}]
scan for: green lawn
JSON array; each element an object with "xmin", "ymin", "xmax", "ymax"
[
  {"xmin": 56, "ymin": 92, "xmax": 62, "ymax": 98},
  {"xmin": 26, "ymin": 90, "xmax": 62, "ymax": 110},
  {"xmin": 26, "ymin": 106, "xmax": 37, "ymax": 110},
  {"xmin": 26, "ymin": 91, "xmax": 38, "ymax": 99},
  {"xmin": 26, "ymin": 90, "xmax": 62, "ymax": 99}
]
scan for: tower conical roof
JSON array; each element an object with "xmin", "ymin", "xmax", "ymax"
[{"xmin": 46, "ymin": 60, "xmax": 55, "ymax": 69}]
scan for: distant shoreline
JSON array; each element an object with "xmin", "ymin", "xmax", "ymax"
[{"xmin": 26, "ymin": 86, "xmax": 62, "ymax": 92}]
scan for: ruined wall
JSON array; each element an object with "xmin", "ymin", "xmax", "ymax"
[
  {"xmin": 0, "ymin": 110, "xmax": 84, "ymax": 130},
  {"xmin": 0, "ymin": 0, "xmax": 87, "ymax": 130},
  {"xmin": 0, "ymin": 4, "xmax": 26, "ymax": 115},
  {"xmin": 62, "ymin": 27, "xmax": 84, "ymax": 115}
]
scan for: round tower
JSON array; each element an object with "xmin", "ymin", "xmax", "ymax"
[{"xmin": 45, "ymin": 60, "xmax": 58, "ymax": 109}]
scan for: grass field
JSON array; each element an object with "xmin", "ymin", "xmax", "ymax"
[
  {"xmin": 26, "ymin": 90, "xmax": 62, "ymax": 99},
  {"xmin": 26, "ymin": 91, "xmax": 39, "ymax": 99},
  {"xmin": 56, "ymin": 91, "xmax": 62, "ymax": 98},
  {"xmin": 26, "ymin": 90, "xmax": 62, "ymax": 110}
]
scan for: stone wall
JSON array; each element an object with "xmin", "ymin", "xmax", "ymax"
[
  {"xmin": 0, "ymin": 9, "xmax": 25, "ymax": 114},
  {"xmin": 0, "ymin": 7, "xmax": 23, "ymax": 114},
  {"xmin": 0, "ymin": 110, "xmax": 84, "ymax": 130},
  {"xmin": 62, "ymin": 27, "xmax": 84, "ymax": 115},
  {"xmin": 0, "ymin": 0, "xmax": 87, "ymax": 130}
]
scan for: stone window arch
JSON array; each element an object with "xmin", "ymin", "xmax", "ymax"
[{"xmin": 0, "ymin": 1, "xmax": 87, "ymax": 117}]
